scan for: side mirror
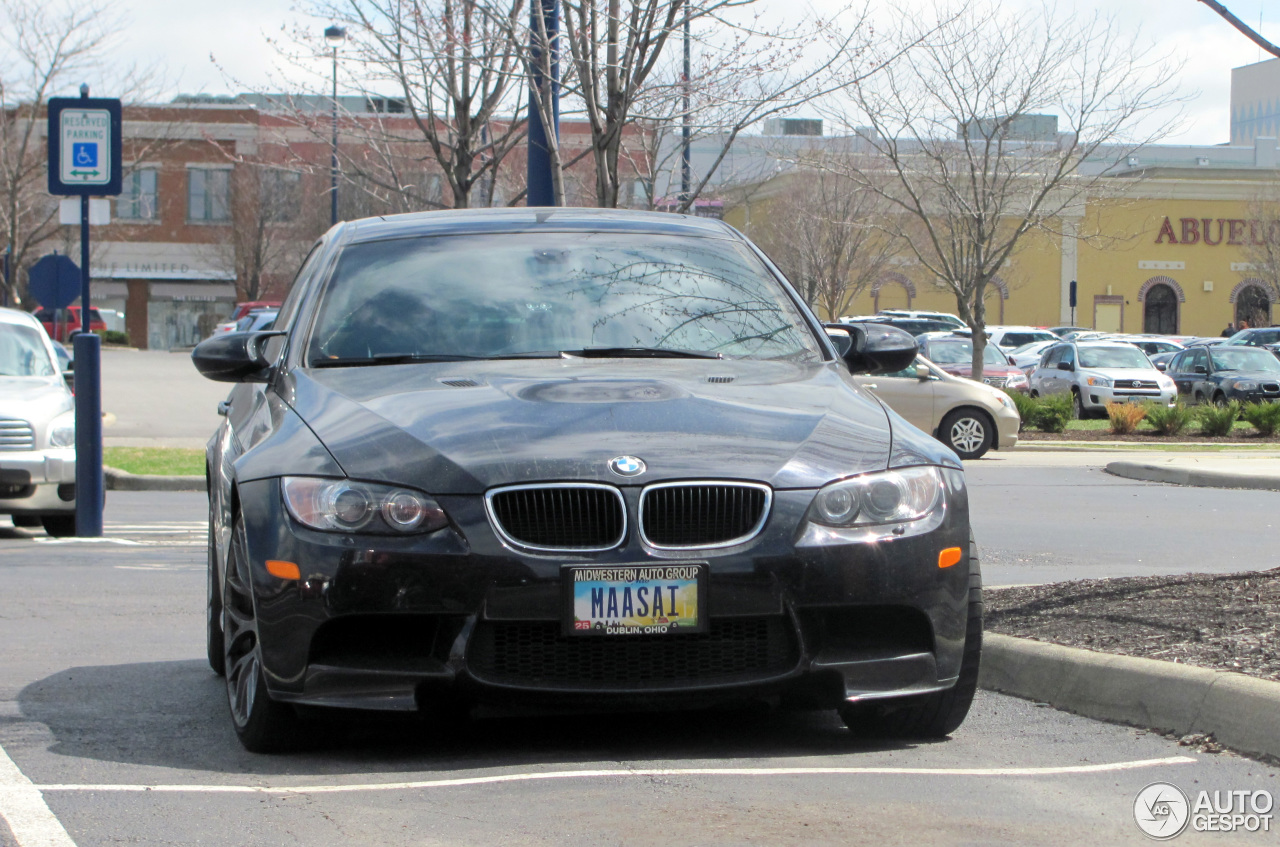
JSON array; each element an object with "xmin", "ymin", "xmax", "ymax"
[
  {"xmin": 1193, "ymin": 365, "xmax": 1207, "ymax": 374},
  {"xmin": 1057, "ymin": 361, "xmax": 1074, "ymax": 371},
  {"xmin": 826, "ymin": 322, "xmax": 919, "ymax": 375},
  {"xmin": 915, "ymin": 364, "xmax": 931, "ymax": 381},
  {"xmin": 191, "ymin": 331, "xmax": 285, "ymax": 383},
  {"xmin": 1156, "ymin": 361, "xmax": 1167, "ymax": 372}
]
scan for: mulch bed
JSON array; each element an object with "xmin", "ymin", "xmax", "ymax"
[
  {"xmin": 1018, "ymin": 429, "xmax": 1280, "ymax": 443},
  {"xmin": 985, "ymin": 568, "xmax": 1280, "ymax": 682}
]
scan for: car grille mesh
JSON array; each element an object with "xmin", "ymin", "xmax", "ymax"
[
  {"xmin": 1114, "ymin": 379, "xmax": 1158, "ymax": 390},
  {"xmin": 0, "ymin": 419, "xmax": 35, "ymax": 452},
  {"xmin": 982, "ymin": 376, "xmax": 1007, "ymax": 387},
  {"xmin": 468, "ymin": 617, "xmax": 798, "ymax": 689},
  {"xmin": 641, "ymin": 484, "xmax": 767, "ymax": 547},
  {"xmin": 489, "ymin": 486, "xmax": 624, "ymax": 549},
  {"xmin": 1263, "ymin": 383, "xmax": 1280, "ymax": 393}
]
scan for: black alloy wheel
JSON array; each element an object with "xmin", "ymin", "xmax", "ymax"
[
  {"xmin": 207, "ymin": 485, "xmax": 225, "ymax": 676},
  {"xmin": 840, "ymin": 531, "xmax": 983, "ymax": 738},
  {"xmin": 223, "ymin": 513, "xmax": 300, "ymax": 752},
  {"xmin": 939, "ymin": 409, "xmax": 993, "ymax": 460}
]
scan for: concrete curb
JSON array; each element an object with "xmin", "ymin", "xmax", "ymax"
[
  {"xmin": 980, "ymin": 633, "xmax": 1280, "ymax": 761},
  {"xmin": 1105, "ymin": 460, "xmax": 1280, "ymax": 492},
  {"xmin": 104, "ymin": 466, "xmax": 206, "ymax": 492}
]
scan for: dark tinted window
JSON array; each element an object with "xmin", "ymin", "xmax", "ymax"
[{"xmin": 308, "ymin": 233, "xmax": 822, "ymax": 363}]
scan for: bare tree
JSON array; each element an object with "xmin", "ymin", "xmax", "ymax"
[
  {"xmin": 749, "ymin": 167, "xmax": 897, "ymax": 320},
  {"xmin": 0, "ymin": 0, "xmax": 126, "ymax": 306},
  {"xmin": 824, "ymin": 1, "xmax": 1182, "ymax": 378},
  {"xmin": 221, "ymin": 164, "xmax": 330, "ymax": 302},
  {"xmin": 259, "ymin": 0, "xmax": 529, "ymax": 212}
]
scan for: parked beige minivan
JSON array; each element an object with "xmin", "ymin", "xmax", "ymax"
[{"xmin": 852, "ymin": 357, "xmax": 1020, "ymax": 460}]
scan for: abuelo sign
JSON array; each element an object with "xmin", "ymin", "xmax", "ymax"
[{"xmin": 1155, "ymin": 216, "xmax": 1279, "ymax": 246}]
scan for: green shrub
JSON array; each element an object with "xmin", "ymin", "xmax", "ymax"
[
  {"xmin": 1195, "ymin": 401, "xmax": 1241, "ymax": 437},
  {"xmin": 1143, "ymin": 402, "xmax": 1190, "ymax": 436},
  {"xmin": 1005, "ymin": 390, "xmax": 1038, "ymax": 430},
  {"xmin": 100, "ymin": 329, "xmax": 130, "ymax": 346},
  {"xmin": 1031, "ymin": 394, "xmax": 1073, "ymax": 433},
  {"xmin": 1241, "ymin": 400, "xmax": 1280, "ymax": 436},
  {"xmin": 1105, "ymin": 402, "xmax": 1147, "ymax": 434}
]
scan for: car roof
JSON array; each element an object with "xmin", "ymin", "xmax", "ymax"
[
  {"xmin": 341, "ymin": 208, "xmax": 738, "ymax": 244},
  {"xmin": 1075, "ymin": 340, "xmax": 1141, "ymax": 348},
  {"xmin": 0, "ymin": 306, "xmax": 43, "ymax": 329}
]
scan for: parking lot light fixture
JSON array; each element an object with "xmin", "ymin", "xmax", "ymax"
[{"xmin": 324, "ymin": 25, "xmax": 347, "ymax": 226}]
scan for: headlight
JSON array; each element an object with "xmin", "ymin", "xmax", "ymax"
[
  {"xmin": 1233, "ymin": 380, "xmax": 1258, "ymax": 391},
  {"xmin": 47, "ymin": 412, "xmax": 75, "ymax": 448},
  {"xmin": 281, "ymin": 476, "xmax": 449, "ymax": 534},
  {"xmin": 1005, "ymin": 372, "xmax": 1028, "ymax": 388},
  {"xmin": 1157, "ymin": 376, "xmax": 1176, "ymax": 390},
  {"xmin": 808, "ymin": 466, "xmax": 943, "ymax": 526},
  {"xmin": 1086, "ymin": 375, "xmax": 1112, "ymax": 387},
  {"xmin": 798, "ymin": 466, "xmax": 952, "ymax": 547},
  {"xmin": 996, "ymin": 392, "xmax": 1017, "ymax": 412}
]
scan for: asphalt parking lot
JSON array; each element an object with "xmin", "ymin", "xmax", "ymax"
[{"xmin": 2, "ymin": 477, "xmax": 1279, "ymax": 845}]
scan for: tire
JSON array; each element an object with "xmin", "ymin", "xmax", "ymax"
[
  {"xmin": 223, "ymin": 513, "xmax": 300, "ymax": 752},
  {"xmin": 1028, "ymin": 389, "xmax": 1039, "ymax": 398},
  {"xmin": 41, "ymin": 514, "xmax": 77, "ymax": 537},
  {"xmin": 11, "ymin": 515, "xmax": 41, "ymax": 528},
  {"xmin": 939, "ymin": 409, "xmax": 993, "ymax": 460},
  {"xmin": 1070, "ymin": 389, "xmax": 1084, "ymax": 420},
  {"xmin": 840, "ymin": 533, "xmax": 983, "ymax": 739},
  {"xmin": 1213, "ymin": 392, "xmax": 1228, "ymax": 408},
  {"xmin": 207, "ymin": 484, "xmax": 226, "ymax": 677}
]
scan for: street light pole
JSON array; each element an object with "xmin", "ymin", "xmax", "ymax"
[
  {"xmin": 680, "ymin": 1, "xmax": 691, "ymax": 207},
  {"xmin": 324, "ymin": 25, "xmax": 346, "ymax": 226}
]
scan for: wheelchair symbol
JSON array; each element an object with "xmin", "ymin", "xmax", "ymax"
[{"xmin": 72, "ymin": 143, "xmax": 98, "ymax": 168}]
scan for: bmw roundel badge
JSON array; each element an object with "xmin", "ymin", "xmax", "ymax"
[{"xmin": 609, "ymin": 455, "xmax": 646, "ymax": 477}]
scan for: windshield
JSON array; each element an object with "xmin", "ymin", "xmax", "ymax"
[
  {"xmin": 1078, "ymin": 346, "xmax": 1150, "ymax": 369},
  {"xmin": 1212, "ymin": 348, "xmax": 1280, "ymax": 373},
  {"xmin": 0, "ymin": 323, "xmax": 56, "ymax": 377},
  {"xmin": 1000, "ymin": 331, "xmax": 1056, "ymax": 348},
  {"xmin": 925, "ymin": 339, "xmax": 1008, "ymax": 366},
  {"xmin": 1229, "ymin": 328, "xmax": 1280, "ymax": 346},
  {"xmin": 307, "ymin": 232, "xmax": 822, "ymax": 364}
]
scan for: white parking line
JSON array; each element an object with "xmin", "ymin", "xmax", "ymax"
[
  {"xmin": 0, "ymin": 743, "xmax": 78, "ymax": 847},
  {"xmin": 35, "ymin": 756, "xmax": 1196, "ymax": 795}
]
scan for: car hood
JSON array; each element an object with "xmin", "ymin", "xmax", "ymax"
[
  {"xmin": 282, "ymin": 359, "xmax": 900, "ymax": 494},
  {"xmin": 1216, "ymin": 369, "xmax": 1280, "ymax": 381},
  {"xmin": 1080, "ymin": 367, "xmax": 1162, "ymax": 379},
  {"xmin": 0, "ymin": 377, "xmax": 73, "ymax": 428}
]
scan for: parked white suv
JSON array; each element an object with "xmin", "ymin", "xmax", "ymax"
[
  {"xmin": 0, "ymin": 307, "xmax": 77, "ymax": 535},
  {"xmin": 1030, "ymin": 340, "xmax": 1176, "ymax": 419},
  {"xmin": 986, "ymin": 326, "xmax": 1060, "ymax": 350}
]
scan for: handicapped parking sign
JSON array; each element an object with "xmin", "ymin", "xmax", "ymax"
[
  {"xmin": 48, "ymin": 99, "xmax": 120, "ymax": 194},
  {"xmin": 72, "ymin": 143, "xmax": 98, "ymax": 168}
]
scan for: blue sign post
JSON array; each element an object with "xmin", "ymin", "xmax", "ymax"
[{"xmin": 46, "ymin": 86, "xmax": 121, "ymax": 538}]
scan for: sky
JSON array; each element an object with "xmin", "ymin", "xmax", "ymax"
[{"xmin": 104, "ymin": 0, "xmax": 1277, "ymax": 146}]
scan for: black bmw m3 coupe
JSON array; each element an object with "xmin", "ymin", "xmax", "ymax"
[{"xmin": 192, "ymin": 208, "xmax": 981, "ymax": 752}]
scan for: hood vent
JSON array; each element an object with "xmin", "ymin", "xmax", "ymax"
[
  {"xmin": 706, "ymin": 375, "xmax": 735, "ymax": 384},
  {"xmin": 438, "ymin": 378, "xmax": 481, "ymax": 388}
]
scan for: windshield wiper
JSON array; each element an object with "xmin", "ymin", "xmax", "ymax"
[
  {"xmin": 310, "ymin": 352, "xmax": 558, "ymax": 367},
  {"xmin": 561, "ymin": 346, "xmax": 723, "ymax": 359}
]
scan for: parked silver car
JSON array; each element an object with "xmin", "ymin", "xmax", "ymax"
[
  {"xmin": 0, "ymin": 307, "xmax": 77, "ymax": 535},
  {"xmin": 1029, "ymin": 340, "xmax": 1177, "ymax": 418}
]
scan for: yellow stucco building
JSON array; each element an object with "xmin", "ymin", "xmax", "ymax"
[{"xmin": 725, "ymin": 144, "xmax": 1280, "ymax": 337}]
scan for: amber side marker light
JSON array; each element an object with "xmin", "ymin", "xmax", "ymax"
[
  {"xmin": 266, "ymin": 560, "xmax": 301, "ymax": 580},
  {"xmin": 938, "ymin": 547, "xmax": 962, "ymax": 569}
]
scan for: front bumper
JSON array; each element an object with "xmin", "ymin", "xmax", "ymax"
[
  {"xmin": 1082, "ymin": 386, "xmax": 1175, "ymax": 410},
  {"xmin": 233, "ymin": 474, "xmax": 973, "ymax": 713},
  {"xmin": 0, "ymin": 449, "xmax": 76, "ymax": 515}
]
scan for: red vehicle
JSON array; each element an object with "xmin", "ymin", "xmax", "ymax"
[
  {"xmin": 917, "ymin": 333, "xmax": 1031, "ymax": 392},
  {"xmin": 34, "ymin": 306, "xmax": 106, "ymax": 341}
]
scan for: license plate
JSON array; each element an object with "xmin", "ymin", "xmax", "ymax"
[{"xmin": 563, "ymin": 564, "xmax": 707, "ymax": 636}]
